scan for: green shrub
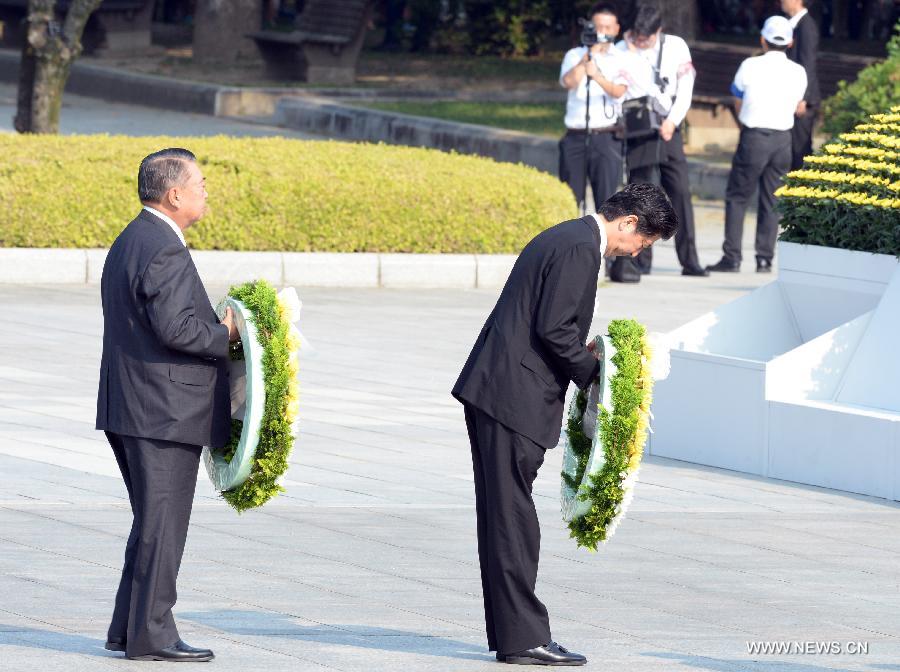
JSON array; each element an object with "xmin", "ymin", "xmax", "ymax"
[
  {"xmin": 822, "ymin": 21, "xmax": 900, "ymax": 136},
  {"xmin": 777, "ymin": 106, "xmax": 900, "ymax": 255},
  {"xmin": 0, "ymin": 134, "xmax": 575, "ymax": 253},
  {"xmin": 463, "ymin": 0, "xmax": 552, "ymax": 56}
]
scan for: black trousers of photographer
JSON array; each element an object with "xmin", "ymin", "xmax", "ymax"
[
  {"xmin": 721, "ymin": 127, "xmax": 791, "ymax": 265},
  {"xmin": 614, "ymin": 129, "xmax": 701, "ymax": 276},
  {"xmin": 559, "ymin": 128, "xmax": 623, "ymax": 210}
]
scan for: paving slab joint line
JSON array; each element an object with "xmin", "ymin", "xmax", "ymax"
[{"xmin": 0, "ymin": 248, "xmax": 520, "ymax": 289}]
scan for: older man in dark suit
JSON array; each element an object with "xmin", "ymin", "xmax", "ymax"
[
  {"xmin": 452, "ymin": 183, "xmax": 677, "ymax": 666},
  {"xmin": 783, "ymin": 0, "xmax": 821, "ymax": 169},
  {"xmin": 97, "ymin": 148, "xmax": 238, "ymax": 661}
]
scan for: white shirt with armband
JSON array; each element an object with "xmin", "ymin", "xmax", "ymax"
[
  {"xmin": 560, "ymin": 46, "xmax": 630, "ymax": 130},
  {"xmin": 615, "ymin": 33, "xmax": 695, "ymax": 127},
  {"xmin": 731, "ymin": 51, "xmax": 807, "ymax": 131}
]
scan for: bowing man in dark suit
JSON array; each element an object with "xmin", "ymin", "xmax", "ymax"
[
  {"xmin": 96, "ymin": 148, "xmax": 239, "ymax": 662},
  {"xmin": 783, "ymin": 0, "xmax": 821, "ymax": 169},
  {"xmin": 452, "ymin": 183, "xmax": 677, "ymax": 666}
]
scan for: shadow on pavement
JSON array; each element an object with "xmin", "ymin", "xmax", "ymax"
[
  {"xmin": 181, "ymin": 609, "xmax": 489, "ymax": 662},
  {"xmin": 0, "ymin": 625, "xmax": 117, "ymax": 658}
]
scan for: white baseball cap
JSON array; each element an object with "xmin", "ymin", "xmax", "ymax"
[{"xmin": 761, "ymin": 16, "xmax": 793, "ymax": 45}]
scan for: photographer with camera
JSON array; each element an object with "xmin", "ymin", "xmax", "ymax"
[
  {"xmin": 608, "ymin": 3, "xmax": 708, "ymax": 283},
  {"xmin": 558, "ymin": 3, "xmax": 631, "ymax": 217}
]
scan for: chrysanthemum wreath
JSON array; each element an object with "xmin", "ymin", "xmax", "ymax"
[
  {"xmin": 203, "ymin": 280, "xmax": 302, "ymax": 513},
  {"xmin": 560, "ymin": 319, "xmax": 661, "ymax": 551}
]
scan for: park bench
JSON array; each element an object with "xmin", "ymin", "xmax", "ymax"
[
  {"xmin": 690, "ymin": 39, "xmax": 877, "ymax": 100},
  {"xmin": 247, "ymin": 0, "xmax": 372, "ymax": 84}
]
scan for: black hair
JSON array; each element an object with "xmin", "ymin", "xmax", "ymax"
[
  {"xmin": 632, "ymin": 3, "xmax": 662, "ymax": 36},
  {"xmin": 598, "ymin": 183, "xmax": 678, "ymax": 240},
  {"xmin": 138, "ymin": 148, "xmax": 196, "ymax": 203},
  {"xmin": 763, "ymin": 40, "xmax": 789, "ymax": 51},
  {"xmin": 589, "ymin": 2, "xmax": 618, "ymax": 19}
]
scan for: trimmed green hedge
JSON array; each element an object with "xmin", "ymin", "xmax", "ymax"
[
  {"xmin": 0, "ymin": 134, "xmax": 574, "ymax": 253},
  {"xmin": 822, "ymin": 21, "xmax": 900, "ymax": 137}
]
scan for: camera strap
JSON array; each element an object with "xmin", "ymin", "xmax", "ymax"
[{"xmin": 653, "ymin": 33, "xmax": 666, "ymax": 92}]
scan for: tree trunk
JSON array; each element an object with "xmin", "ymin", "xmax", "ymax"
[
  {"xmin": 14, "ymin": 0, "xmax": 103, "ymax": 134},
  {"xmin": 194, "ymin": 0, "xmax": 263, "ymax": 64},
  {"xmin": 658, "ymin": 0, "xmax": 698, "ymax": 41}
]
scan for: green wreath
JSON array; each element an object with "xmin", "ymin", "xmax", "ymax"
[
  {"xmin": 560, "ymin": 319, "xmax": 654, "ymax": 551},
  {"xmin": 204, "ymin": 280, "xmax": 300, "ymax": 513}
]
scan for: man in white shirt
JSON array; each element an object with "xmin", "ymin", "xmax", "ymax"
[
  {"xmin": 609, "ymin": 3, "xmax": 709, "ymax": 282},
  {"xmin": 707, "ymin": 16, "xmax": 807, "ymax": 274},
  {"xmin": 558, "ymin": 3, "xmax": 630, "ymax": 215}
]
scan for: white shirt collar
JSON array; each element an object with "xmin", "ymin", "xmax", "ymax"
[
  {"xmin": 591, "ymin": 213, "xmax": 609, "ymax": 258},
  {"xmin": 789, "ymin": 8, "xmax": 808, "ymax": 28},
  {"xmin": 143, "ymin": 205, "xmax": 186, "ymax": 247}
]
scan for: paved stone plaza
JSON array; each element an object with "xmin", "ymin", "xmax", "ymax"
[
  {"xmin": 1, "ymin": 271, "xmax": 899, "ymax": 672},
  {"xmin": 0, "ymin": 83, "xmax": 316, "ymax": 138}
]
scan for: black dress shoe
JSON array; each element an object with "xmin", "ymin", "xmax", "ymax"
[
  {"xmin": 504, "ymin": 641, "xmax": 587, "ymax": 666},
  {"xmin": 104, "ymin": 638, "xmax": 125, "ymax": 652},
  {"xmin": 681, "ymin": 265, "xmax": 710, "ymax": 277},
  {"xmin": 608, "ymin": 258, "xmax": 642, "ymax": 283},
  {"xmin": 756, "ymin": 258, "xmax": 773, "ymax": 273},
  {"xmin": 706, "ymin": 258, "xmax": 741, "ymax": 273},
  {"xmin": 128, "ymin": 639, "xmax": 215, "ymax": 662}
]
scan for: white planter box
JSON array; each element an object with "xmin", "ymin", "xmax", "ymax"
[{"xmin": 650, "ymin": 241, "xmax": 900, "ymax": 499}]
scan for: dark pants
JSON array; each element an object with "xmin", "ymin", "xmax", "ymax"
[
  {"xmin": 722, "ymin": 127, "xmax": 792, "ymax": 265},
  {"xmin": 790, "ymin": 105, "xmax": 817, "ymax": 170},
  {"xmin": 463, "ymin": 404, "xmax": 551, "ymax": 655},
  {"xmin": 559, "ymin": 129, "xmax": 623, "ymax": 211},
  {"xmin": 106, "ymin": 431, "xmax": 202, "ymax": 657},
  {"xmin": 614, "ymin": 129, "xmax": 701, "ymax": 276}
]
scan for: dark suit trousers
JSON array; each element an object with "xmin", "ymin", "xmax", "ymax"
[
  {"xmin": 559, "ymin": 130, "xmax": 623, "ymax": 209},
  {"xmin": 464, "ymin": 404, "xmax": 551, "ymax": 655},
  {"xmin": 620, "ymin": 129, "xmax": 701, "ymax": 274},
  {"xmin": 106, "ymin": 431, "xmax": 202, "ymax": 657},
  {"xmin": 791, "ymin": 105, "xmax": 817, "ymax": 170},
  {"xmin": 722, "ymin": 128, "xmax": 792, "ymax": 265}
]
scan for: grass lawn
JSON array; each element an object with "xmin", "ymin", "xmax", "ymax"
[
  {"xmin": 357, "ymin": 50, "xmax": 563, "ymax": 84},
  {"xmin": 361, "ymin": 101, "xmax": 565, "ymax": 137}
]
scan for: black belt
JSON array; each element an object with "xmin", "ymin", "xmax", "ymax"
[
  {"xmin": 566, "ymin": 126, "xmax": 621, "ymax": 135},
  {"xmin": 741, "ymin": 126, "xmax": 791, "ymax": 135}
]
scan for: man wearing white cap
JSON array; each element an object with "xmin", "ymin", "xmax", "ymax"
[{"xmin": 707, "ymin": 15, "xmax": 807, "ymax": 274}]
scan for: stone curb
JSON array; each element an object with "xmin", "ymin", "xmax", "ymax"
[
  {"xmin": 0, "ymin": 49, "xmax": 222, "ymax": 115},
  {"xmin": 275, "ymin": 96, "xmax": 730, "ymax": 198},
  {"xmin": 0, "ymin": 248, "xmax": 515, "ymax": 289},
  {"xmin": 276, "ymin": 96, "xmax": 561, "ymax": 174}
]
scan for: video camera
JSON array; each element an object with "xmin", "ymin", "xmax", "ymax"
[{"xmin": 579, "ymin": 18, "xmax": 615, "ymax": 47}]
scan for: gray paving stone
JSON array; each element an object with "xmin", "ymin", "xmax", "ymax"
[{"xmin": 0, "ymin": 282, "xmax": 898, "ymax": 671}]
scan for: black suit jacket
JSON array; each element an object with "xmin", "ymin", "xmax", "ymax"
[
  {"xmin": 787, "ymin": 13, "xmax": 820, "ymax": 105},
  {"xmin": 452, "ymin": 216, "xmax": 602, "ymax": 449},
  {"xmin": 96, "ymin": 209, "xmax": 232, "ymax": 448}
]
